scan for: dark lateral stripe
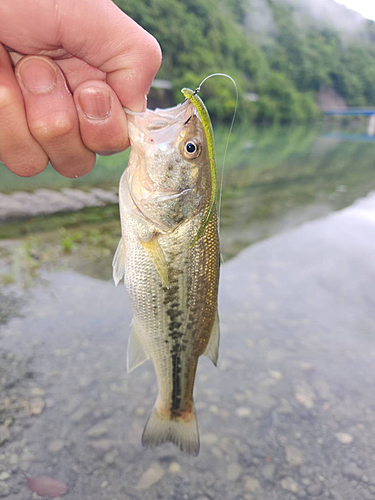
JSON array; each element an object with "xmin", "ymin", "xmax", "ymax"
[{"xmin": 171, "ymin": 352, "xmax": 182, "ymax": 411}]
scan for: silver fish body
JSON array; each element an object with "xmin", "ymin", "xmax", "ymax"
[{"xmin": 113, "ymin": 99, "xmax": 220, "ymax": 455}]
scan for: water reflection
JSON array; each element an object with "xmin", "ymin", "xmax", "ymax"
[{"xmin": 2, "ymin": 124, "xmax": 375, "ymax": 266}]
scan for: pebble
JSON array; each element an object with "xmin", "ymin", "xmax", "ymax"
[
  {"xmin": 201, "ymin": 433, "xmax": 218, "ymax": 446},
  {"xmin": 168, "ymin": 462, "xmax": 181, "ymax": 473},
  {"xmin": 0, "ymin": 481, "xmax": 9, "ymax": 497},
  {"xmin": 9, "ymin": 454, "xmax": 18, "ymax": 465},
  {"xmin": 295, "ymin": 390, "xmax": 314, "ymax": 409},
  {"xmin": 342, "ymin": 461, "xmax": 363, "ymax": 480},
  {"xmin": 244, "ymin": 477, "xmax": 261, "ymax": 492},
  {"xmin": 136, "ymin": 463, "xmax": 165, "ymax": 490},
  {"xmin": 0, "ymin": 474, "xmax": 9, "ymax": 481},
  {"xmin": 101, "ymin": 480, "xmax": 108, "ymax": 488},
  {"xmin": 30, "ymin": 387, "xmax": 45, "ymax": 397},
  {"xmin": 104, "ymin": 450, "xmax": 118, "ymax": 465},
  {"xmin": 335, "ymin": 432, "xmax": 353, "ymax": 444},
  {"xmin": 70, "ymin": 407, "xmax": 90, "ymax": 423},
  {"xmin": 247, "ymin": 393, "xmax": 276, "ymax": 409},
  {"xmin": 329, "ymin": 489, "xmax": 344, "ymax": 500},
  {"xmin": 286, "ymin": 446, "xmax": 304, "ymax": 466},
  {"xmin": 87, "ymin": 423, "xmax": 109, "ymax": 438},
  {"xmin": 236, "ymin": 407, "xmax": 252, "ymax": 418},
  {"xmin": 261, "ymin": 463, "xmax": 276, "ymax": 482},
  {"xmin": 135, "ymin": 406, "xmax": 146, "ymax": 416},
  {"xmin": 49, "ymin": 440, "xmax": 65, "ymax": 454},
  {"xmin": 227, "ymin": 462, "xmax": 242, "ymax": 481},
  {"xmin": 270, "ymin": 370, "xmax": 283, "ymax": 380},
  {"xmin": 30, "ymin": 399, "xmax": 45, "ymax": 415},
  {"xmin": 89, "ymin": 440, "xmax": 115, "ymax": 452},
  {"xmin": 306, "ymin": 482, "xmax": 324, "ymax": 496},
  {"xmin": 0, "ymin": 426, "xmax": 10, "ymax": 446},
  {"xmin": 281, "ymin": 477, "xmax": 299, "ymax": 493}
]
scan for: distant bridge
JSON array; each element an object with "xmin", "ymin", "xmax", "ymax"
[
  {"xmin": 324, "ymin": 108, "xmax": 375, "ymax": 117},
  {"xmin": 324, "ymin": 108, "xmax": 375, "ymax": 136}
]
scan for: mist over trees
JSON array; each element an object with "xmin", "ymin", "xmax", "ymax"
[{"xmin": 115, "ymin": 0, "xmax": 375, "ymax": 122}]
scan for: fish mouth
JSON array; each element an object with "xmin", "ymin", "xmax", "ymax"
[{"xmin": 124, "ymin": 99, "xmax": 190, "ymax": 119}]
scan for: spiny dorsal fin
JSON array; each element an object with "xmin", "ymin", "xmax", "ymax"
[
  {"xmin": 112, "ymin": 238, "xmax": 126, "ymax": 286},
  {"xmin": 203, "ymin": 313, "xmax": 220, "ymax": 366},
  {"xmin": 139, "ymin": 236, "xmax": 169, "ymax": 287},
  {"xmin": 127, "ymin": 323, "xmax": 150, "ymax": 373}
]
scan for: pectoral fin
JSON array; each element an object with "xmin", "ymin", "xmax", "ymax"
[
  {"xmin": 140, "ymin": 236, "xmax": 169, "ymax": 287},
  {"xmin": 203, "ymin": 313, "xmax": 220, "ymax": 366},
  {"xmin": 127, "ymin": 323, "xmax": 150, "ymax": 373},
  {"xmin": 112, "ymin": 238, "xmax": 126, "ymax": 286}
]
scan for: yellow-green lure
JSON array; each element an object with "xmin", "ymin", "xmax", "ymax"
[{"xmin": 181, "ymin": 88, "xmax": 217, "ymax": 248}]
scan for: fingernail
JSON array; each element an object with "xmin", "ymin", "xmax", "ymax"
[
  {"xmin": 17, "ymin": 58, "xmax": 57, "ymax": 94},
  {"xmin": 78, "ymin": 88, "xmax": 111, "ymax": 119}
]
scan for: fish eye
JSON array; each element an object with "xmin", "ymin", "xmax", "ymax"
[{"xmin": 183, "ymin": 139, "xmax": 201, "ymax": 159}]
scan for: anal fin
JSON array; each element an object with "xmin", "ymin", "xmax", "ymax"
[
  {"xmin": 203, "ymin": 313, "xmax": 220, "ymax": 366},
  {"xmin": 140, "ymin": 236, "xmax": 169, "ymax": 287},
  {"xmin": 127, "ymin": 323, "xmax": 150, "ymax": 373}
]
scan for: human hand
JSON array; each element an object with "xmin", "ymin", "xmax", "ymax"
[{"xmin": 0, "ymin": 0, "xmax": 161, "ymax": 178}]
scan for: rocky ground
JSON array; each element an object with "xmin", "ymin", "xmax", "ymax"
[
  {"xmin": 0, "ymin": 188, "xmax": 118, "ymax": 221},
  {"xmin": 1, "ymin": 193, "xmax": 375, "ymax": 499}
]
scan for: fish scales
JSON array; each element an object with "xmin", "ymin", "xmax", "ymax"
[{"xmin": 113, "ymin": 95, "xmax": 220, "ymax": 455}]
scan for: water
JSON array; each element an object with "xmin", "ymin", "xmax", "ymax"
[
  {"xmin": 2, "ymin": 124, "xmax": 375, "ymax": 262},
  {"xmin": 1, "ymin": 124, "xmax": 375, "ymax": 499}
]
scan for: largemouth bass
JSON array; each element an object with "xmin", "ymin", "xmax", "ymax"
[{"xmin": 113, "ymin": 90, "xmax": 220, "ymax": 456}]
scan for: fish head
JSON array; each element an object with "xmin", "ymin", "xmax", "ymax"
[{"xmin": 124, "ymin": 100, "xmax": 212, "ymax": 231}]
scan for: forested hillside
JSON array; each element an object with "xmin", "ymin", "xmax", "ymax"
[{"xmin": 114, "ymin": 0, "xmax": 375, "ymax": 122}]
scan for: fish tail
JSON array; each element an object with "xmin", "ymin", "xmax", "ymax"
[{"xmin": 142, "ymin": 402, "xmax": 200, "ymax": 456}]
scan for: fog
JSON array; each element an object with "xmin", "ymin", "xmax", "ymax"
[{"xmin": 245, "ymin": 0, "xmax": 369, "ymax": 42}]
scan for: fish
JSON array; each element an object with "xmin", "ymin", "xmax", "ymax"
[{"xmin": 112, "ymin": 89, "xmax": 220, "ymax": 456}]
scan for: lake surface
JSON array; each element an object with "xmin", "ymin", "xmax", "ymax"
[
  {"xmin": 2, "ymin": 123, "xmax": 375, "ymax": 261},
  {"xmin": 1, "ymin": 124, "xmax": 375, "ymax": 499}
]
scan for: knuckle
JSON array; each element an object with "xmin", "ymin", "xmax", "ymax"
[
  {"xmin": 53, "ymin": 154, "xmax": 96, "ymax": 179},
  {"xmin": 3, "ymin": 153, "xmax": 48, "ymax": 177},
  {"xmin": 144, "ymin": 34, "xmax": 162, "ymax": 73},
  {"xmin": 31, "ymin": 112, "xmax": 76, "ymax": 142}
]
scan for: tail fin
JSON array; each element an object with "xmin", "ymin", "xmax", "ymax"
[{"xmin": 142, "ymin": 404, "xmax": 200, "ymax": 456}]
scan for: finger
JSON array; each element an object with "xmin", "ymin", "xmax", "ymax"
[
  {"xmin": 0, "ymin": 0, "xmax": 162, "ymax": 112},
  {"xmin": 15, "ymin": 55, "xmax": 96, "ymax": 178},
  {"xmin": 74, "ymin": 80, "xmax": 129, "ymax": 155},
  {"xmin": 0, "ymin": 44, "xmax": 48, "ymax": 177}
]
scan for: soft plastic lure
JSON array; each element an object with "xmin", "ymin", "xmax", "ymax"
[{"xmin": 181, "ymin": 88, "xmax": 217, "ymax": 247}]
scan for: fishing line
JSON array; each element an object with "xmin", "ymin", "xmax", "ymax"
[{"xmin": 194, "ymin": 73, "xmax": 239, "ymax": 232}]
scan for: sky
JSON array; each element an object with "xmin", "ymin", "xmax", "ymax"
[{"xmin": 335, "ymin": 0, "xmax": 375, "ymax": 21}]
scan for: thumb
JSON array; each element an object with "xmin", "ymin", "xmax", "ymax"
[{"xmin": 60, "ymin": 0, "xmax": 162, "ymax": 111}]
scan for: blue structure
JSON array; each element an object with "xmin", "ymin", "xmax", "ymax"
[
  {"xmin": 324, "ymin": 108, "xmax": 375, "ymax": 136},
  {"xmin": 324, "ymin": 109, "xmax": 375, "ymax": 117}
]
